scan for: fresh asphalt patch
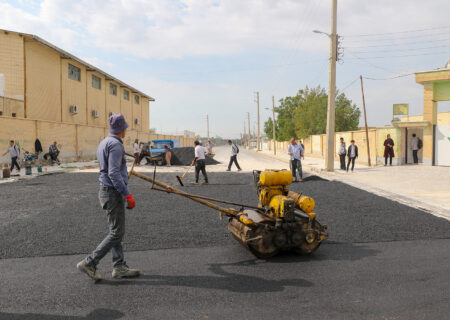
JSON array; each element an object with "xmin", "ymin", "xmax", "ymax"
[{"xmin": 0, "ymin": 172, "xmax": 448, "ymax": 259}]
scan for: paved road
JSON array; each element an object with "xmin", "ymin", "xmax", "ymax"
[{"xmin": 0, "ymin": 165, "xmax": 449, "ymax": 319}]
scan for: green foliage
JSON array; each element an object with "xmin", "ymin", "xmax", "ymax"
[
  {"xmin": 264, "ymin": 85, "xmax": 361, "ymax": 140},
  {"xmin": 263, "ymin": 117, "xmax": 279, "ymax": 140}
]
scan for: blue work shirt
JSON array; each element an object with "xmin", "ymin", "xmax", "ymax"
[
  {"xmin": 287, "ymin": 143, "xmax": 304, "ymax": 161},
  {"xmin": 97, "ymin": 135, "xmax": 130, "ymax": 196}
]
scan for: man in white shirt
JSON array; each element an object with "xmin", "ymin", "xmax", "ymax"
[
  {"xmin": 133, "ymin": 139, "xmax": 141, "ymax": 165},
  {"xmin": 410, "ymin": 133, "xmax": 419, "ymax": 164},
  {"xmin": 287, "ymin": 137, "xmax": 304, "ymax": 182},
  {"xmin": 226, "ymin": 140, "xmax": 242, "ymax": 171},
  {"xmin": 193, "ymin": 140, "xmax": 208, "ymax": 184},
  {"xmin": 3, "ymin": 140, "xmax": 21, "ymax": 173},
  {"xmin": 206, "ymin": 140, "xmax": 214, "ymax": 156}
]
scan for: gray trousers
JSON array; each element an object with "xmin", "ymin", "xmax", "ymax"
[
  {"xmin": 85, "ymin": 187, "xmax": 126, "ymax": 267},
  {"xmin": 291, "ymin": 159, "xmax": 302, "ymax": 180}
]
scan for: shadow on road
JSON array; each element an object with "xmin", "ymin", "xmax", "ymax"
[
  {"xmin": 97, "ymin": 260, "xmax": 313, "ymax": 293},
  {"xmin": 0, "ymin": 309, "xmax": 124, "ymax": 320}
]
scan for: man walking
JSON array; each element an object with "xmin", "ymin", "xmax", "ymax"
[
  {"xmin": 287, "ymin": 137, "xmax": 304, "ymax": 182},
  {"xmin": 193, "ymin": 140, "xmax": 208, "ymax": 184},
  {"xmin": 410, "ymin": 133, "xmax": 419, "ymax": 164},
  {"xmin": 383, "ymin": 134, "xmax": 395, "ymax": 166},
  {"xmin": 347, "ymin": 140, "xmax": 358, "ymax": 172},
  {"xmin": 338, "ymin": 137, "xmax": 346, "ymax": 170},
  {"xmin": 77, "ymin": 114, "xmax": 140, "ymax": 281},
  {"xmin": 3, "ymin": 140, "xmax": 20, "ymax": 173},
  {"xmin": 226, "ymin": 140, "xmax": 242, "ymax": 171}
]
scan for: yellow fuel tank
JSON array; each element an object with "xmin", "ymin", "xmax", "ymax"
[
  {"xmin": 259, "ymin": 170, "xmax": 292, "ymax": 186},
  {"xmin": 288, "ymin": 191, "xmax": 316, "ymax": 213}
]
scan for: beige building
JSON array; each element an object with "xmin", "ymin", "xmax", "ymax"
[{"xmin": 0, "ymin": 29, "xmax": 154, "ymax": 161}]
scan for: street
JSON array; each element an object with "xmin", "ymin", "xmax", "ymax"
[{"xmin": 0, "ymin": 149, "xmax": 449, "ymax": 320}]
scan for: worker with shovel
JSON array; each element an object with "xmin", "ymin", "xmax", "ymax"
[
  {"xmin": 77, "ymin": 114, "xmax": 140, "ymax": 281},
  {"xmin": 193, "ymin": 140, "xmax": 208, "ymax": 185}
]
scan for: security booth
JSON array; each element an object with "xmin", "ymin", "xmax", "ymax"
[{"xmin": 414, "ymin": 66, "xmax": 450, "ymax": 166}]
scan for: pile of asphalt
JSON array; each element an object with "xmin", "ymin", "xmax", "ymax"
[
  {"xmin": 171, "ymin": 147, "xmax": 219, "ymax": 165},
  {"xmin": 0, "ymin": 172, "xmax": 448, "ymax": 259}
]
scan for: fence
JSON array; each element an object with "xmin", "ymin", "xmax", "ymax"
[{"xmin": 263, "ymin": 127, "xmax": 402, "ymax": 166}]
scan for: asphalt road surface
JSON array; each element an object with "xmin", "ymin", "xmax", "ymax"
[{"xmin": 0, "ymin": 170, "xmax": 449, "ymax": 319}]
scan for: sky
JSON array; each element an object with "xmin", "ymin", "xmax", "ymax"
[{"xmin": 1, "ymin": 0, "xmax": 450, "ymax": 138}]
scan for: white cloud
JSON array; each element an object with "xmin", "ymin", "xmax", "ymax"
[{"xmin": 1, "ymin": 0, "xmax": 449, "ymax": 59}]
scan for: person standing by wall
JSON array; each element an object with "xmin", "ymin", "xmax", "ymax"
[
  {"xmin": 164, "ymin": 145, "xmax": 172, "ymax": 167},
  {"xmin": 77, "ymin": 114, "xmax": 140, "ymax": 281},
  {"xmin": 347, "ymin": 140, "xmax": 358, "ymax": 172},
  {"xmin": 383, "ymin": 134, "xmax": 395, "ymax": 166},
  {"xmin": 226, "ymin": 140, "xmax": 242, "ymax": 171},
  {"xmin": 48, "ymin": 141, "xmax": 60, "ymax": 165},
  {"xmin": 338, "ymin": 137, "xmax": 346, "ymax": 170},
  {"xmin": 287, "ymin": 137, "xmax": 304, "ymax": 182},
  {"xmin": 133, "ymin": 139, "xmax": 141, "ymax": 166},
  {"xmin": 193, "ymin": 140, "xmax": 208, "ymax": 184},
  {"xmin": 410, "ymin": 133, "xmax": 419, "ymax": 164},
  {"xmin": 2, "ymin": 140, "xmax": 20, "ymax": 173}
]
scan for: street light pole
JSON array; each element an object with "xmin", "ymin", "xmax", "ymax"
[
  {"xmin": 206, "ymin": 114, "xmax": 210, "ymax": 139},
  {"xmin": 255, "ymin": 91, "xmax": 261, "ymax": 151},
  {"xmin": 324, "ymin": 0, "xmax": 337, "ymax": 172},
  {"xmin": 272, "ymin": 96, "xmax": 276, "ymax": 155}
]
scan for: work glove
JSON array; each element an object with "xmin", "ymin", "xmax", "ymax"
[{"xmin": 125, "ymin": 194, "xmax": 136, "ymax": 209}]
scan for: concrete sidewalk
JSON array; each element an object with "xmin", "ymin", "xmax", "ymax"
[{"xmin": 257, "ymin": 149, "xmax": 450, "ymax": 220}]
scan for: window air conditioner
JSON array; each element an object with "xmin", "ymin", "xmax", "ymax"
[
  {"xmin": 92, "ymin": 110, "xmax": 99, "ymax": 118},
  {"xmin": 69, "ymin": 105, "xmax": 79, "ymax": 114}
]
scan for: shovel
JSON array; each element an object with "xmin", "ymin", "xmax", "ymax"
[{"xmin": 176, "ymin": 161, "xmax": 195, "ymax": 186}]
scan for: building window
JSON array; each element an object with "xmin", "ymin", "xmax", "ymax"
[
  {"xmin": 123, "ymin": 89, "xmax": 129, "ymax": 100},
  {"xmin": 109, "ymin": 83, "xmax": 117, "ymax": 95},
  {"xmin": 92, "ymin": 75, "xmax": 101, "ymax": 89},
  {"xmin": 68, "ymin": 64, "xmax": 81, "ymax": 81},
  {"xmin": 134, "ymin": 94, "xmax": 140, "ymax": 104}
]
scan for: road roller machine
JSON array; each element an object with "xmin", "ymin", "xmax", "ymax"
[
  {"xmin": 129, "ymin": 166, "xmax": 327, "ymax": 259},
  {"xmin": 226, "ymin": 169, "xmax": 328, "ymax": 258}
]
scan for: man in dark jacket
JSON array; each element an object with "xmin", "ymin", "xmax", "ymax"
[
  {"xmin": 347, "ymin": 140, "xmax": 358, "ymax": 172},
  {"xmin": 383, "ymin": 134, "xmax": 395, "ymax": 166},
  {"xmin": 338, "ymin": 137, "xmax": 346, "ymax": 170}
]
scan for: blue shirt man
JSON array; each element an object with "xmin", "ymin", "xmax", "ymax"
[
  {"xmin": 287, "ymin": 138, "xmax": 304, "ymax": 182},
  {"xmin": 77, "ymin": 113, "xmax": 140, "ymax": 281}
]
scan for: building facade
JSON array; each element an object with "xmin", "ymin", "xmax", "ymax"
[{"xmin": 0, "ymin": 29, "xmax": 154, "ymax": 161}]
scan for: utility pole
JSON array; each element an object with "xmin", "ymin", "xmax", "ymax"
[
  {"xmin": 360, "ymin": 75, "xmax": 371, "ymax": 166},
  {"xmin": 254, "ymin": 91, "xmax": 261, "ymax": 151},
  {"xmin": 272, "ymin": 95, "xmax": 277, "ymax": 155},
  {"xmin": 247, "ymin": 112, "xmax": 251, "ymax": 147},
  {"xmin": 206, "ymin": 114, "xmax": 210, "ymax": 139},
  {"xmin": 324, "ymin": 0, "xmax": 338, "ymax": 172}
]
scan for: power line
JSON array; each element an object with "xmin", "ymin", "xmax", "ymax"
[
  {"xmin": 345, "ymin": 25, "xmax": 450, "ymax": 37},
  {"xmin": 362, "ymin": 73, "xmax": 416, "ymax": 81},
  {"xmin": 347, "ymin": 43, "xmax": 450, "ymax": 54},
  {"xmin": 345, "ymin": 30, "xmax": 450, "ymax": 43},
  {"xmin": 338, "ymin": 77, "xmax": 359, "ymax": 92},
  {"xmin": 344, "ymin": 36, "xmax": 450, "ymax": 49},
  {"xmin": 345, "ymin": 50, "xmax": 450, "ymax": 60}
]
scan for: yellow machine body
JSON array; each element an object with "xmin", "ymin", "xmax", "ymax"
[{"xmin": 268, "ymin": 195, "xmax": 295, "ymax": 220}]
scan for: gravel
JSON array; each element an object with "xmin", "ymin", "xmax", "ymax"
[{"xmin": 0, "ymin": 172, "xmax": 448, "ymax": 259}]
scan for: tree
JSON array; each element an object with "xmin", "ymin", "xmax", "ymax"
[
  {"xmin": 264, "ymin": 85, "xmax": 360, "ymax": 140},
  {"xmin": 263, "ymin": 117, "xmax": 279, "ymax": 140}
]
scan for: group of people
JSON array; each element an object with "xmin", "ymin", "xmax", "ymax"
[
  {"xmin": 192, "ymin": 139, "xmax": 242, "ymax": 184},
  {"xmin": 2, "ymin": 140, "xmax": 61, "ymax": 174}
]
